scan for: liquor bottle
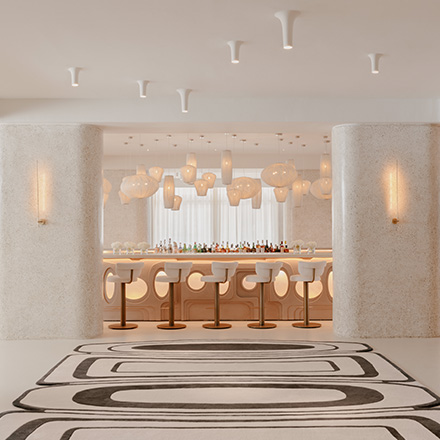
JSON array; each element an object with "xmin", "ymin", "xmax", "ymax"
[
  {"xmin": 280, "ymin": 241, "xmax": 284, "ymax": 252},
  {"xmin": 284, "ymin": 240, "xmax": 289, "ymax": 252},
  {"xmin": 168, "ymin": 239, "xmax": 173, "ymax": 254},
  {"xmin": 252, "ymin": 242, "xmax": 256, "ymax": 253}
]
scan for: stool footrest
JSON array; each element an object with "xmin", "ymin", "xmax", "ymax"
[{"xmin": 108, "ymin": 323, "xmax": 138, "ymax": 330}]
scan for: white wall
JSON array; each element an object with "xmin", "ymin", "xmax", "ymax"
[{"xmin": 0, "ymin": 125, "xmax": 103, "ymax": 339}]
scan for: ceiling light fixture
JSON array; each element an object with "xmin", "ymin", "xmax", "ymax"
[
  {"xmin": 177, "ymin": 88, "xmax": 191, "ymax": 112},
  {"xmin": 163, "ymin": 175, "xmax": 175, "ymax": 208},
  {"xmin": 137, "ymin": 80, "xmax": 149, "ymax": 98},
  {"xmin": 186, "ymin": 152, "xmax": 197, "ymax": 168},
  {"xmin": 68, "ymin": 67, "xmax": 81, "ymax": 87},
  {"xmin": 227, "ymin": 40, "xmax": 242, "ymax": 64},
  {"xmin": 368, "ymin": 53, "xmax": 381, "ymax": 74},
  {"xmin": 194, "ymin": 179, "xmax": 209, "ymax": 196},
  {"xmin": 202, "ymin": 172, "xmax": 216, "ymax": 188},
  {"xmin": 172, "ymin": 195, "xmax": 182, "ymax": 211},
  {"xmin": 252, "ymin": 179, "xmax": 262, "ymax": 209},
  {"xmin": 274, "ymin": 11, "xmax": 298, "ymax": 49}
]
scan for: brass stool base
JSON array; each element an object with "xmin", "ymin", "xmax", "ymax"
[
  {"xmin": 248, "ymin": 322, "xmax": 277, "ymax": 329},
  {"xmin": 157, "ymin": 323, "xmax": 186, "ymax": 330},
  {"xmin": 203, "ymin": 323, "xmax": 232, "ymax": 330},
  {"xmin": 109, "ymin": 323, "xmax": 138, "ymax": 330},
  {"xmin": 292, "ymin": 322, "xmax": 321, "ymax": 329}
]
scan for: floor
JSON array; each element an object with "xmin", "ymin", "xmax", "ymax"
[{"xmin": 1, "ymin": 321, "xmax": 440, "ymax": 412}]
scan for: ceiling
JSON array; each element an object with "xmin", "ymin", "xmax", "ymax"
[
  {"xmin": 0, "ymin": 0, "xmax": 438, "ymax": 101},
  {"xmin": 0, "ymin": 0, "xmax": 437, "ymax": 154}
]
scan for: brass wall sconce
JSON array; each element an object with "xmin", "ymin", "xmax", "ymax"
[
  {"xmin": 36, "ymin": 161, "xmax": 47, "ymax": 225},
  {"xmin": 389, "ymin": 160, "xmax": 399, "ymax": 224}
]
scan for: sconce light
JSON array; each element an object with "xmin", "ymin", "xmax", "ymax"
[
  {"xmin": 36, "ymin": 161, "xmax": 47, "ymax": 225},
  {"xmin": 389, "ymin": 160, "xmax": 399, "ymax": 224}
]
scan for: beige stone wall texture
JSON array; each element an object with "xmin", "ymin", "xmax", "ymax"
[
  {"xmin": 0, "ymin": 124, "xmax": 103, "ymax": 339},
  {"xmin": 333, "ymin": 123, "xmax": 440, "ymax": 338}
]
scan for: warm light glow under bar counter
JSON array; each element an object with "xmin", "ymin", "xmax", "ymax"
[{"xmin": 102, "ymin": 250, "xmax": 333, "ymax": 323}]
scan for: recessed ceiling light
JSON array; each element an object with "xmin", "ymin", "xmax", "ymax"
[
  {"xmin": 68, "ymin": 67, "xmax": 81, "ymax": 87},
  {"xmin": 200, "ymin": 135, "xmax": 205, "ymax": 139},
  {"xmin": 124, "ymin": 142, "xmax": 128, "ymax": 145},
  {"xmin": 189, "ymin": 138, "xmax": 194, "ymax": 142},
  {"xmin": 173, "ymin": 144, "xmax": 177, "ymax": 147},
  {"xmin": 368, "ymin": 53, "xmax": 381, "ymax": 74},
  {"xmin": 147, "ymin": 148, "xmax": 150, "ymax": 152},
  {"xmin": 177, "ymin": 88, "xmax": 191, "ymax": 113},
  {"xmin": 207, "ymin": 140, "xmax": 211, "ymax": 144},
  {"xmin": 255, "ymin": 143, "xmax": 259, "ymax": 146},
  {"xmin": 275, "ymin": 133, "xmax": 283, "ymax": 137},
  {"xmin": 140, "ymin": 144, "xmax": 144, "ymax": 147},
  {"xmin": 279, "ymin": 138, "xmax": 284, "ymax": 141},
  {"xmin": 137, "ymin": 80, "xmax": 149, "ymax": 98},
  {"xmin": 129, "ymin": 136, "xmax": 133, "ymax": 139},
  {"xmin": 232, "ymin": 134, "xmax": 237, "ymax": 138},
  {"xmin": 302, "ymin": 144, "xmax": 306, "ymax": 148},
  {"xmin": 227, "ymin": 40, "xmax": 241, "ymax": 64},
  {"xmin": 240, "ymin": 139, "xmax": 246, "ymax": 143},
  {"xmin": 166, "ymin": 135, "xmax": 172, "ymax": 138},
  {"xmin": 289, "ymin": 141, "xmax": 293, "ymax": 145}
]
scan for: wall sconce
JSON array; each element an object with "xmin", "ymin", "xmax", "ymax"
[
  {"xmin": 36, "ymin": 161, "xmax": 47, "ymax": 225},
  {"xmin": 388, "ymin": 160, "xmax": 399, "ymax": 224}
]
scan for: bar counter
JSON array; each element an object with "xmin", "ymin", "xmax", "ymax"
[{"xmin": 102, "ymin": 249, "xmax": 333, "ymax": 323}]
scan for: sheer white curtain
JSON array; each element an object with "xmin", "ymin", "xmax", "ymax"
[{"xmin": 150, "ymin": 169, "xmax": 284, "ymax": 246}]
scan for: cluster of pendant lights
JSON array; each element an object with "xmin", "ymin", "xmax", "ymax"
[{"xmin": 111, "ymin": 133, "xmax": 332, "ymax": 211}]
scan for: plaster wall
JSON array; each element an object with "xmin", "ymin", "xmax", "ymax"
[
  {"xmin": 332, "ymin": 124, "xmax": 440, "ymax": 338},
  {"xmin": 0, "ymin": 124, "xmax": 103, "ymax": 339}
]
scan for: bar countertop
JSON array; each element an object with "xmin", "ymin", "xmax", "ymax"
[{"xmin": 103, "ymin": 249, "xmax": 333, "ymax": 260}]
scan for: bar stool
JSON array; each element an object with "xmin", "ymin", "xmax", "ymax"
[
  {"xmin": 291, "ymin": 260, "xmax": 327, "ymax": 329},
  {"xmin": 201, "ymin": 261, "xmax": 238, "ymax": 330},
  {"xmin": 246, "ymin": 261, "xmax": 283, "ymax": 329},
  {"xmin": 157, "ymin": 262, "xmax": 192, "ymax": 330},
  {"xmin": 108, "ymin": 261, "xmax": 144, "ymax": 330}
]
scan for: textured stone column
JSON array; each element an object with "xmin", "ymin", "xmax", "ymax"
[
  {"xmin": 333, "ymin": 124, "xmax": 440, "ymax": 338},
  {"xmin": 0, "ymin": 125, "xmax": 103, "ymax": 339}
]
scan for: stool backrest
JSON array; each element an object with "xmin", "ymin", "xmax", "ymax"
[
  {"xmin": 212, "ymin": 261, "xmax": 238, "ymax": 281},
  {"xmin": 164, "ymin": 262, "xmax": 193, "ymax": 282},
  {"xmin": 298, "ymin": 260, "xmax": 327, "ymax": 281},
  {"xmin": 115, "ymin": 262, "xmax": 144, "ymax": 282},
  {"xmin": 255, "ymin": 261, "xmax": 283, "ymax": 282}
]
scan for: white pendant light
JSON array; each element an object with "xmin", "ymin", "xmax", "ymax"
[
  {"xmin": 180, "ymin": 164, "xmax": 197, "ymax": 184},
  {"xmin": 274, "ymin": 186, "xmax": 289, "ymax": 203},
  {"xmin": 310, "ymin": 179, "xmax": 332, "ymax": 200},
  {"xmin": 172, "ymin": 195, "xmax": 182, "ymax": 211},
  {"xmin": 261, "ymin": 163, "xmax": 297, "ymax": 187},
  {"xmin": 319, "ymin": 177, "xmax": 332, "ymax": 195},
  {"xmin": 292, "ymin": 175, "xmax": 303, "ymax": 207},
  {"xmin": 221, "ymin": 150, "xmax": 233, "ymax": 185},
  {"xmin": 68, "ymin": 67, "xmax": 81, "ymax": 87},
  {"xmin": 137, "ymin": 80, "xmax": 149, "ymax": 98},
  {"xmin": 186, "ymin": 152, "xmax": 197, "ymax": 168},
  {"xmin": 163, "ymin": 175, "xmax": 175, "ymax": 208},
  {"xmin": 177, "ymin": 88, "xmax": 191, "ymax": 113},
  {"xmin": 120, "ymin": 165, "xmax": 159, "ymax": 199},
  {"xmin": 320, "ymin": 153, "xmax": 332, "ymax": 178},
  {"xmin": 274, "ymin": 10, "xmax": 298, "ymax": 49},
  {"xmin": 227, "ymin": 40, "xmax": 241, "ymax": 63},
  {"xmin": 202, "ymin": 172, "xmax": 216, "ymax": 188},
  {"xmin": 227, "ymin": 186, "xmax": 241, "ymax": 206},
  {"xmin": 231, "ymin": 176, "xmax": 259, "ymax": 199},
  {"xmin": 118, "ymin": 190, "xmax": 131, "ymax": 205},
  {"xmin": 252, "ymin": 179, "xmax": 262, "ymax": 209},
  {"xmin": 149, "ymin": 166, "xmax": 164, "ymax": 182},
  {"xmin": 194, "ymin": 179, "xmax": 209, "ymax": 196},
  {"xmin": 302, "ymin": 180, "xmax": 311, "ymax": 195},
  {"xmin": 368, "ymin": 53, "xmax": 381, "ymax": 74}
]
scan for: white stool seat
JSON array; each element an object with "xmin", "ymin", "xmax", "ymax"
[
  {"xmin": 291, "ymin": 261, "xmax": 326, "ymax": 282},
  {"xmin": 157, "ymin": 262, "xmax": 193, "ymax": 284},
  {"xmin": 245, "ymin": 261, "xmax": 283, "ymax": 283},
  {"xmin": 201, "ymin": 262, "xmax": 238, "ymax": 283},
  {"xmin": 111, "ymin": 262, "xmax": 144, "ymax": 283}
]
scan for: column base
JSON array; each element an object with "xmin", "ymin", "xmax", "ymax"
[
  {"xmin": 157, "ymin": 323, "xmax": 186, "ymax": 330},
  {"xmin": 108, "ymin": 323, "xmax": 138, "ymax": 330},
  {"xmin": 202, "ymin": 323, "xmax": 232, "ymax": 330},
  {"xmin": 292, "ymin": 322, "xmax": 321, "ymax": 329},
  {"xmin": 247, "ymin": 322, "xmax": 277, "ymax": 329}
]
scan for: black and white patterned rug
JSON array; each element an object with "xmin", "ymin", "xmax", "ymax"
[{"xmin": 1, "ymin": 339, "xmax": 440, "ymax": 439}]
